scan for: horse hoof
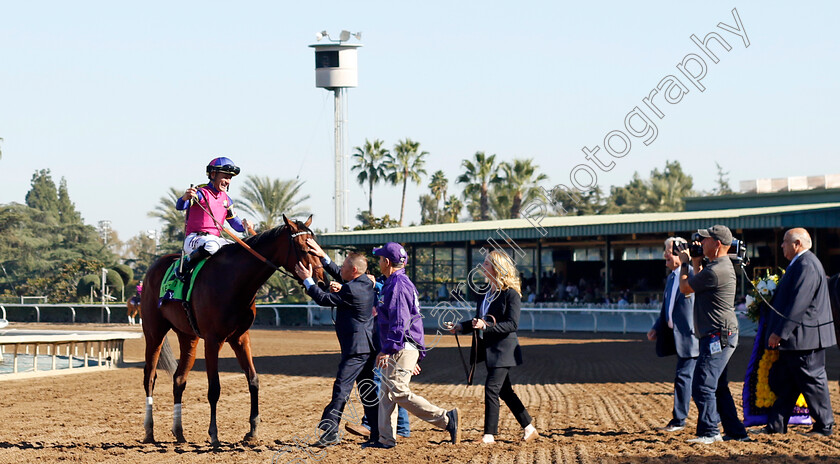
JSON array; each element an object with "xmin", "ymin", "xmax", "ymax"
[
  {"xmin": 243, "ymin": 432, "xmax": 259, "ymax": 444},
  {"xmin": 142, "ymin": 434, "xmax": 156, "ymax": 444},
  {"xmin": 174, "ymin": 434, "xmax": 187, "ymax": 443},
  {"xmin": 210, "ymin": 439, "xmax": 221, "ymax": 448}
]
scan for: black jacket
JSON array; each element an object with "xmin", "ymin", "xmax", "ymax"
[
  {"xmin": 459, "ymin": 287, "xmax": 523, "ymax": 368},
  {"xmin": 306, "ymin": 259, "xmax": 377, "ymax": 355},
  {"xmin": 768, "ymin": 250, "xmax": 837, "ymax": 351}
]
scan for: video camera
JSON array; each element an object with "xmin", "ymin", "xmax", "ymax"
[{"xmin": 729, "ymin": 238, "xmax": 749, "ymax": 267}]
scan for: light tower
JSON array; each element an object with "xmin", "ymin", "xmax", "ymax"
[{"xmin": 310, "ymin": 30, "xmax": 362, "ymax": 231}]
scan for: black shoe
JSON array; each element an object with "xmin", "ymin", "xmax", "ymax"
[
  {"xmin": 723, "ymin": 435, "xmax": 754, "ymax": 442},
  {"xmin": 749, "ymin": 426, "xmax": 781, "ymax": 435},
  {"xmin": 176, "ymin": 248, "xmax": 210, "ymax": 281},
  {"xmin": 361, "ymin": 440, "xmax": 394, "ymax": 449},
  {"xmin": 313, "ymin": 430, "xmax": 340, "ymax": 448},
  {"xmin": 806, "ymin": 424, "xmax": 833, "ymax": 437},
  {"xmin": 445, "ymin": 408, "xmax": 460, "ymax": 444}
]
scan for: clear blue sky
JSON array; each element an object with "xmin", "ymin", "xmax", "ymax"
[{"xmin": 2, "ymin": 1, "xmax": 838, "ymax": 240}]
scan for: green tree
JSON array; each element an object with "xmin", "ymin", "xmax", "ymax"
[
  {"xmin": 714, "ymin": 162, "xmax": 733, "ymax": 195},
  {"xmin": 385, "ymin": 138, "xmax": 428, "ymax": 226},
  {"xmin": 456, "ymin": 152, "xmax": 501, "ymax": 221},
  {"xmin": 609, "ymin": 161, "xmax": 694, "ymax": 213},
  {"xmin": 148, "ymin": 187, "xmax": 186, "ymax": 252},
  {"xmin": 238, "ymin": 175, "xmax": 310, "ymax": 230},
  {"xmin": 419, "ymin": 194, "xmax": 439, "ymax": 225},
  {"xmin": 351, "ymin": 139, "xmax": 389, "ymax": 215},
  {"xmin": 442, "ymin": 196, "xmax": 463, "ymax": 223},
  {"xmin": 57, "ymin": 177, "xmax": 82, "ymax": 224},
  {"xmin": 354, "ymin": 211, "xmax": 400, "ymax": 230},
  {"xmin": 489, "ymin": 182, "xmax": 514, "ymax": 220},
  {"xmin": 499, "ymin": 159, "xmax": 549, "ymax": 218},
  {"xmin": 548, "ymin": 186, "xmax": 616, "ymax": 216},
  {"xmin": 25, "ymin": 169, "xmax": 59, "ymax": 214},
  {"xmin": 429, "ymin": 170, "xmax": 449, "ymax": 205}
]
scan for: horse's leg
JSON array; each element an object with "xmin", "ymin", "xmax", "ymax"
[
  {"xmin": 229, "ymin": 331, "xmax": 260, "ymax": 442},
  {"xmin": 142, "ymin": 327, "xmax": 168, "ymax": 443},
  {"xmin": 204, "ymin": 337, "xmax": 225, "ymax": 446},
  {"xmin": 172, "ymin": 333, "xmax": 199, "ymax": 443}
]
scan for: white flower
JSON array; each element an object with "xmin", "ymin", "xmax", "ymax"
[
  {"xmin": 764, "ymin": 280, "xmax": 777, "ymax": 292},
  {"xmin": 746, "ymin": 295, "xmax": 754, "ymax": 307},
  {"xmin": 757, "ymin": 280, "xmax": 768, "ymax": 292}
]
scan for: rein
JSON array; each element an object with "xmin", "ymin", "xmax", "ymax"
[{"xmin": 190, "ymin": 197, "xmax": 300, "ymax": 281}]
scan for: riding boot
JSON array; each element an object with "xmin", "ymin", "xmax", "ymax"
[{"xmin": 175, "ymin": 247, "xmax": 211, "ymax": 281}]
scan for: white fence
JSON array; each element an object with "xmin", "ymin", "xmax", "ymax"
[{"xmin": 0, "ymin": 302, "xmax": 756, "ymax": 335}]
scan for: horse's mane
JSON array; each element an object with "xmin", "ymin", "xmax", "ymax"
[
  {"xmin": 213, "ymin": 221, "xmax": 313, "ymax": 261},
  {"xmin": 242, "ymin": 224, "xmax": 289, "ymax": 248}
]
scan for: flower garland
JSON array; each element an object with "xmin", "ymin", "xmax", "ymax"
[
  {"xmin": 746, "ymin": 271, "xmax": 782, "ymax": 322},
  {"xmin": 742, "ymin": 269, "xmax": 811, "ymax": 426}
]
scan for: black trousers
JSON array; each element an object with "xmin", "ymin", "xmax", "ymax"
[
  {"xmin": 319, "ymin": 351, "xmax": 379, "ymax": 440},
  {"xmin": 768, "ymin": 348, "xmax": 834, "ymax": 433},
  {"xmin": 484, "ymin": 367, "xmax": 532, "ymax": 435}
]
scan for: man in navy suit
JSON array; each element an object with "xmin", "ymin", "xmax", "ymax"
[
  {"xmin": 648, "ymin": 237, "xmax": 699, "ymax": 432},
  {"xmin": 295, "ymin": 241, "xmax": 379, "ymax": 447},
  {"xmin": 762, "ymin": 228, "xmax": 836, "ymax": 436}
]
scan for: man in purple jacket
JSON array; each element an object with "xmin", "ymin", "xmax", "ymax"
[{"xmin": 366, "ymin": 242, "xmax": 460, "ymax": 449}]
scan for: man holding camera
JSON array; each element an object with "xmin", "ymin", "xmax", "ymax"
[
  {"xmin": 647, "ymin": 237, "xmax": 698, "ymax": 433},
  {"xmin": 677, "ymin": 225, "xmax": 749, "ymax": 444}
]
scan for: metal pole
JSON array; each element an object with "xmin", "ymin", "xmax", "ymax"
[{"xmin": 333, "ymin": 88, "xmax": 346, "ymax": 231}]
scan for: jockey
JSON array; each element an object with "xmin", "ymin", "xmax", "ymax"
[{"xmin": 174, "ymin": 157, "xmax": 252, "ymax": 280}]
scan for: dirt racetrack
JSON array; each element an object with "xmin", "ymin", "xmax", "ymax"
[{"xmin": 2, "ymin": 323, "xmax": 840, "ymax": 464}]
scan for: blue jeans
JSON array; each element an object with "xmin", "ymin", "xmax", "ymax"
[
  {"xmin": 361, "ymin": 366, "xmax": 410, "ymax": 436},
  {"xmin": 672, "ymin": 355, "xmax": 697, "ymax": 425},
  {"xmin": 692, "ymin": 332, "xmax": 744, "ymax": 437}
]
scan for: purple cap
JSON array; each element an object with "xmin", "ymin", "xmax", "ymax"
[{"xmin": 373, "ymin": 242, "xmax": 408, "ymax": 264}]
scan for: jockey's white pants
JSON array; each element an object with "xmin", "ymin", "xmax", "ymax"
[{"xmin": 183, "ymin": 233, "xmax": 232, "ymax": 255}]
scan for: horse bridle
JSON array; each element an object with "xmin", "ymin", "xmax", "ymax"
[{"xmin": 190, "ymin": 196, "xmax": 322, "ymax": 285}]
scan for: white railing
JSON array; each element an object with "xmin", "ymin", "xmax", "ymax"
[
  {"xmin": 0, "ymin": 304, "xmax": 114, "ymax": 323},
  {"xmin": 0, "ymin": 302, "xmax": 662, "ymax": 334}
]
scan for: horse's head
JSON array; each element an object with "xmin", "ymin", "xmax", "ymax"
[{"xmin": 283, "ymin": 214, "xmax": 327, "ymax": 289}]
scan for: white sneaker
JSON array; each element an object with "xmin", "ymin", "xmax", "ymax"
[
  {"xmin": 686, "ymin": 434, "xmax": 722, "ymax": 444},
  {"xmin": 481, "ymin": 434, "xmax": 495, "ymax": 444},
  {"xmin": 522, "ymin": 424, "xmax": 539, "ymax": 442}
]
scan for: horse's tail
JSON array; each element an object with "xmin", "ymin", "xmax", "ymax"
[{"xmin": 156, "ymin": 337, "xmax": 178, "ymax": 377}]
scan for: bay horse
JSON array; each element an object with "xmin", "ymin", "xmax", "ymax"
[
  {"xmin": 126, "ymin": 297, "xmax": 141, "ymax": 325},
  {"xmin": 140, "ymin": 215, "xmax": 325, "ymax": 446}
]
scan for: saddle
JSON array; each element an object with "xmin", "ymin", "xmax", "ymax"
[{"xmin": 159, "ymin": 257, "xmax": 208, "ymax": 304}]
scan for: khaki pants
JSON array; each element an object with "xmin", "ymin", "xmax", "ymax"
[{"xmin": 378, "ymin": 349, "xmax": 448, "ymax": 446}]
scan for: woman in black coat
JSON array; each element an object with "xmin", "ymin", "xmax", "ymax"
[{"xmin": 448, "ymin": 250, "xmax": 539, "ymax": 444}]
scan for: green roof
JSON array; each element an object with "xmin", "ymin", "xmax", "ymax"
[{"xmin": 318, "ymin": 203, "xmax": 840, "ymax": 246}]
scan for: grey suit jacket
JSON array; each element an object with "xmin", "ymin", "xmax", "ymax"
[{"xmin": 768, "ymin": 250, "xmax": 837, "ymax": 351}]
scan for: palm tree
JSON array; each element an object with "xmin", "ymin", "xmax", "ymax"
[
  {"xmin": 456, "ymin": 151, "xmax": 501, "ymax": 221},
  {"xmin": 443, "ymin": 196, "xmax": 463, "ymax": 223},
  {"xmin": 238, "ymin": 175, "xmax": 310, "ymax": 230},
  {"xmin": 499, "ymin": 158, "xmax": 549, "ymax": 218},
  {"xmin": 385, "ymin": 138, "xmax": 428, "ymax": 226},
  {"xmin": 148, "ymin": 187, "xmax": 187, "ymax": 248},
  {"xmin": 351, "ymin": 139, "xmax": 389, "ymax": 215},
  {"xmin": 428, "ymin": 170, "xmax": 449, "ymax": 205}
]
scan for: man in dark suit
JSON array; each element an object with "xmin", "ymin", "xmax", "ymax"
[
  {"xmin": 647, "ymin": 237, "xmax": 699, "ymax": 432},
  {"xmin": 762, "ymin": 228, "xmax": 836, "ymax": 436},
  {"xmin": 295, "ymin": 241, "xmax": 379, "ymax": 447}
]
